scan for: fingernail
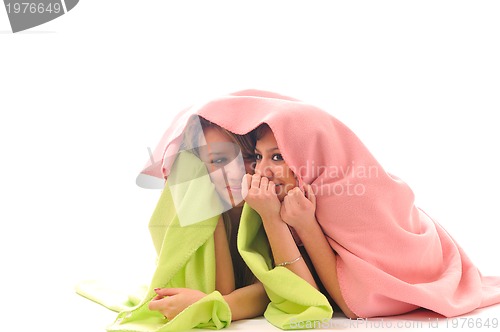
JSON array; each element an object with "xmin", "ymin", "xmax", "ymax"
[{"xmin": 154, "ymin": 288, "xmax": 160, "ymax": 291}]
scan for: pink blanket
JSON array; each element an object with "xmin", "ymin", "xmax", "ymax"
[{"xmin": 140, "ymin": 89, "xmax": 500, "ymax": 318}]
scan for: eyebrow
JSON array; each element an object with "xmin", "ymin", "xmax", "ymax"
[{"xmin": 254, "ymin": 147, "xmax": 280, "ymax": 153}]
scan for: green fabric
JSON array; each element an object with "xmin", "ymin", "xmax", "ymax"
[
  {"xmin": 76, "ymin": 150, "xmax": 333, "ymax": 331},
  {"xmin": 75, "ymin": 280, "xmax": 148, "ymax": 313},
  {"xmin": 237, "ymin": 205, "xmax": 334, "ymax": 329},
  {"xmin": 77, "ymin": 151, "xmax": 231, "ymax": 331}
]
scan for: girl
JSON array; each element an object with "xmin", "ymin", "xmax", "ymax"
[
  {"xmin": 242, "ymin": 123, "xmax": 357, "ymax": 318},
  {"xmin": 148, "ymin": 116, "xmax": 270, "ymax": 321},
  {"xmin": 234, "ymin": 99, "xmax": 500, "ymax": 319},
  {"xmin": 144, "ymin": 89, "xmax": 500, "ymax": 321}
]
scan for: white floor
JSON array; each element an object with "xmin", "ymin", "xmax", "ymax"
[
  {"xmin": 70, "ymin": 268, "xmax": 500, "ymax": 332},
  {"xmin": 72, "ymin": 288, "xmax": 500, "ymax": 332}
]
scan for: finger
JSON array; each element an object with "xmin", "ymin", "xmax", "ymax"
[
  {"xmin": 260, "ymin": 176, "xmax": 269, "ymax": 189},
  {"xmin": 268, "ymin": 180, "xmax": 277, "ymax": 194},
  {"xmin": 283, "ymin": 194, "xmax": 291, "ymax": 211},
  {"xmin": 290, "ymin": 187, "xmax": 306, "ymax": 206},
  {"xmin": 154, "ymin": 288, "xmax": 184, "ymax": 297},
  {"xmin": 280, "ymin": 195, "xmax": 287, "ymax": 216},
  {"xmin": 241, "ymin": 174, "xmax": 251, "ymax": 198},
  {"xmin": 251, "ymin": 174, "xmax": 261, "ymax": 188},
  {"xmin": 307, "ymin": 184, "xmax": 316, "ymax": 206},
  {"xmin": 242, "ymin": 174, "xmax": 251, "ymax": 189},
  {"xmin": 280, "ymin": 198, "xmax": 287, "ymax": 219},
  {"xmin": 288, "ymin": 187, "xmax": 301, "ymax": 200},
  {"xmin": 148, "ymin": 298, "xmax": 166, "ymax": 311}
]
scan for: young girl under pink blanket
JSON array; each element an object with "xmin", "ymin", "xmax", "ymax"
[
  {"xmin": 147, "ymin": 89, "xmax": 500, "ymax": 321},
  {"xmin": 242, "ymin": 123, "xmax": 358, "ymax": 319}
]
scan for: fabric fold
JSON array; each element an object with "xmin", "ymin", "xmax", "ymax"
[
  {"xmin": 78, "ymin": 146, "xmax": 334, "ymax": 331},
  {"xmin": 80, "ymin": 89, "xmax": 500, "ymax": 330},
  {"xmin": 237, "ymin": 205, "xmax": 333, "ymax": 329},
  {"xmin": 77, "ymin": 151, "xmax": 231, "ymax": 331},
  {"xmin": 138, "ymin": 89, "xmax": 500, "ymax": 318}
]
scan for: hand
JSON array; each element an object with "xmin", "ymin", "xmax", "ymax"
[
  {"xmin": 280, "ymin": 184, "xmax": 317, "ymax": 229},
  {"xmin": 148, "ymin": 288, "xmax": 206, "ymax": 320},
  {"xmin": 242, "ymin": 173, "xmax": 281, "ymax": 220}
]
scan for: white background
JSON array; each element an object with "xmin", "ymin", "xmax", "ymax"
[{"xmin": 1, "ymin": 1, "xmax": 500, "ymax": 331}]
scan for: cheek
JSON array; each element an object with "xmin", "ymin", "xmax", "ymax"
[
  {"xmin": 275, "ymin": 166, "xmax": 296, "ymax": 183},
  {"xmin": 208, "ymin": 172, "xmax": 226, "ymax": 189},
  {"xmin": 228, "ymin": 159, "xmax": 246, "ymax": 177}
]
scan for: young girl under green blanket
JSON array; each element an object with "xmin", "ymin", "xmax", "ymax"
[{"xmin": 148, "ymin": 116, "xmax": 271, "ymax": 321}]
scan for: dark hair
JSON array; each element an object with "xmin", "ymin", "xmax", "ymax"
[
  {"xmin": 254, "ymin": 123, "xmax": 272, "ymax": 141},
  {"xmin": 183, "ymin": 116, "xmax": 256, "ymax": 159},
  {"xmin": 182, "ymin": 115, "xmax": 257, "ymax": 288}
]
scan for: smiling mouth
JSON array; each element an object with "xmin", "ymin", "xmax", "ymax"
[{"xmin": 274, "ymin": 183, "xmax": 287, "ymax": 195}]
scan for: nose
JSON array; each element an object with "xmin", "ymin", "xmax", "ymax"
[
  {"xmin": 224, "ymin": 156, "xmax": 246, "ymax": 182},
  {"xmin": 255, "ymin": 159, "xmax": 273, "ymax": 178}
]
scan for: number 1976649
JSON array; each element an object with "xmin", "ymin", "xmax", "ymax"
[
  {"xmin": 6, "ymin": 2, "xmax": 62, "ymax": 14},
  {"xmin": 446, "ymin": 317, "xmax": 498, "ymax": 329}
]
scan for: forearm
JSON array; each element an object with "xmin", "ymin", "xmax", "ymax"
[
  {"xmin": 262, "ymin": 215, "xmax": 318, "ymax": 289},
  {"xmin": 223, "ymin": 282, "xmax": 269, "ymax": 321},
  {"xmin": 214, "ymin": 216, "xmax": 235, "ymax": 295},
  {"xmin": 297, "ymin": 221, "xmax": 357, "ymax": 319}
]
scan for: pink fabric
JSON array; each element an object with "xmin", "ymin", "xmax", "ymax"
[{"xmin": 140, "ymin": 89, "xmax": 500, "ymax": 318}]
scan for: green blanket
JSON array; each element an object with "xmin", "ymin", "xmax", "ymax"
[
  {"xmin": 76, "ymin": 152, "xmax": 332, "ymax": 331},
  {"xmin": 238, "ymin": 205, "xmax": 333, "ymax": 329}
]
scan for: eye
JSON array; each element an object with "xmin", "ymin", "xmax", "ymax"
[
  {"xmin": 271, "ymin": 154, "xmax": 284, "ymax": 161},
  {"xmin": 211, "ymin": 157, "xmax": 228, "ymax": 165},
  {"xmin": 255, "ymin": 153, "xmax": 262, "ymax": 161}
]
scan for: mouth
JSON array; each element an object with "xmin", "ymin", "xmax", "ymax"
[
  {"xmin": 225, "ymin": 185, "xmax": 243, "ymax": 207},
  {"xmin": 274, "ymin": 183, "xmax": 286, "ymax": 194}
]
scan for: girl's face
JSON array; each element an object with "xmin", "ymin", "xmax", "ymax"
[
  {"xmin": 254, "ymin": 127, "xmax": 297, "ymax": 201},
  {"xmin": 199, "ymin": 127, "xmax": 248, "ymax": 208}
]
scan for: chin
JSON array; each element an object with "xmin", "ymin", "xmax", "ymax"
[{"xmin": 231, "ymin": 196, "xmax": 244, "ymax": 207}]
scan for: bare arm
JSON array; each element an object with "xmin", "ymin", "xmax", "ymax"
[
  {"xmin": 296, "ymin": 220, "xmax": 358, "ymax": 319},
  {"xmin": 149, "ymin": 282, "xmax": 269, "ymax": 321},
  {"xmin": 223, "ymin": 281, "xmax": 270, "ymax": 321},
  {"xmin": 214, "ymin": 216, "xmax": 235, "ymax": 295},
  {"xmin": 244, "ymin": 174, "xmax": 319, "ymax": 289},
  {"xmin": 278, "ymin": 185, "xmax": 357, "ymax": 319},
  {"xmin": 150, "ymin": 217, "xmax": 268, "ymax": 321},
  {"xmin": 261, "ymin": 215, "xmax": 319, "ymax": 289}
]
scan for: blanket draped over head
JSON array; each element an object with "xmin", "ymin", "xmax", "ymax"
[{"xmin": 139, "ymin": 89, "xmax": 500, "ymax": 319}]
